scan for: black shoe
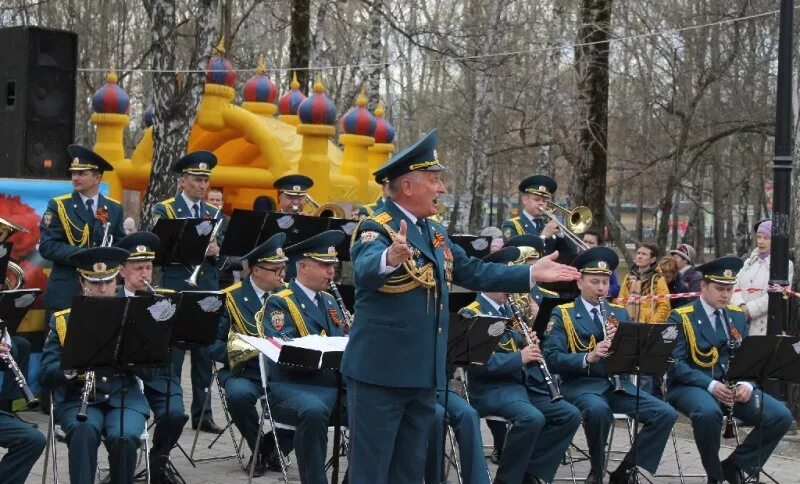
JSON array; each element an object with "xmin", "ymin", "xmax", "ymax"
[
  {"xmin": 584, "ymin": 471, "xmax": 601, "ymax": 484},
  {"xmin": 192, "ymin": 419, "xmax": 223, "ymax": 434},
  {"xmin": 523, "ymin": 474, "xmax": 543, "ymax": 484},
  {"xmin": 153, "ymin": 463, "xmax": 181, "ymax": 484},
  {"xmin": 609, "ymin": 464, "xmax": 634, "ymax": 484},
  {"xmin": 721, "ymin": 458, "xmax": 742, "ymax": 484},
  {"xmin": 247, "ymin": 454, "xmax": 267, "ymax": 477},
  {"xmin": 266, "ymin": 448, "xmax": 288, "ymax": 471}
]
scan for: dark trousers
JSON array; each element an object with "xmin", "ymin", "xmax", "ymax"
[
  {"xmin": 170, "ymin": 345, "xmax": 213, "ymax": 422},
  {"xmin": 0, "ymin": 411, "xmax": 46, "ymax": 484}
]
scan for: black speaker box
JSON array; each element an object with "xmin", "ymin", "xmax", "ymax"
[{"xmin": 0, "ymin": 26, "xmax": 78, "ymax": 179}]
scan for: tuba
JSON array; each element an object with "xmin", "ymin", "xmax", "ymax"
[
  {"xmin": 227, "ymin": 329, "xmax": 261, "ymax": 374},
  {"xmin": 0, "ymin": 217, "xmax": 27, "ymax": 289},
  {"xmin": 305, "ymin": 194, "xmax": 346, "ymax": 218}
]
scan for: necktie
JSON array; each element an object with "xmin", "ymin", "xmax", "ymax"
[
  {"xmin": 713, "ymin": 310, "xmax": 728, "ymax": 340},
  {"xmin": 416, "ymin": 219, "xmax": 430, "ymax": 245},
  {"xmin": 315, "ymin": 293, "xmax": 326, "ymax": 315},
  {"xmin": 591, "ymin": 308, "xmax": 602, "ymax": 332},
  {"xmin": 85, "ymin": 198, "xmax": 94, "ymax": 215},
  {"xmin": 192, "ymin": 203, "xmax": 200, "ymax": 218}
]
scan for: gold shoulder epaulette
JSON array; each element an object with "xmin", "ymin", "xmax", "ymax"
[
  {"xmin": 726, "ymin": 304, "xmax": 743, "ymax": 312},
  {"xmin": 511, "ymin": 216, "xmax": 520, "ymax": 221},
  {"xmin": 464, "ymin": 301, "xmax": 480, "ymax": 312},
  {"xmin": 676, "ymin": 305, "xmax": 694, "ymax": 315},
  {"xmin": 55, "ymin": 194, "xmax": 71, "ymax": 201},
  {"xmin": 373, "ymin": 212, "xmax": 392, "ymax": 225},
  {"xmin": 222, "ymin": 281, "xmax": 242, "ymax": 294},
  {"xmin": 54, "ymin": 308, "xmax": 72, "ymax": 317},
  {"xmin": 320, "ymin": 290, "xmax": 332, "ymax": 297},
  {"xmin": 609, "ymin": 303, "xmax": 624, "ymax": 309},
  {"xmin": 276, "ymin": 288, "xmax": 293, "ymax": 298},
  {"xmin": 540, "ymin": 287, "xmax": 559, "ymax": 296},
  {"xmin": 560, "ymin": 302, "xmax": 575, "ymax": 309},
  {"xmin": 104, "ymin": 196, "xmax": 121, "ymax": 204}
]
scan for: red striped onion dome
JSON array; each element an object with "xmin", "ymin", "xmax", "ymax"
[
  {"xmin": 91, "ymin": 70, "xmax": 130, "ymax": 114},
  {"xmin": 372, "ymin": 100, "xmax": 395, "ymax": 143},
  {"xmin": 297, "ymin": 76, "xmax": 336, "ymax": 125},
  {"xmin": 278, "ymin": 72, "xmax": 307, "ymax": 115},
  {"xmin": 243, "ymin": 57, "xmax": 278, "ymax": 103},
  {"xmin": 205, "ymin": 41, "xmax": 237, "ymax": 87},
  {"xmin": 143, "ymin": 106, "xmax": 154, "ymax": 127},
  {"xmin": 340, "ymin": 89, "xmax": 377, "ymax": 136}
]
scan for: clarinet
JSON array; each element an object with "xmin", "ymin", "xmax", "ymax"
[
  {"xmin": 722, "ymin": 337, "xmax": 737, "ymax": 439},
  {"xmin": 505, "ymin": 300, "xmax": 562, "ymax": 402},
  {"xmin": 597, "ymin": 297, "xmax": 625, "ymax": 394},
  {"xmin": 0, "ymin": 328, "xmax": 38, "ymax": 408},
  {"xmin": 77, "ymin": 370, "xmax": 94, "ymax": 422},
  {"xmin": 328, "ymin": 281, "xmax": 354, "ymax": 329}
]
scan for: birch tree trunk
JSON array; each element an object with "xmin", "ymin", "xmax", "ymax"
[
  {"xmin": 140, "ymin": 0, "xmax": 218, "ymax": 230},
  {"xmin": 457, "ymin": 0, "xmax": 504, "ymax": 233},
  {"xmin": 570, "ymin": 0, "xmax": 613, "ymax": 233},
  {"xmin": 290, "ymin": 0, "xmax": 311, "ymax": 93},
  {"xmin": 365, "ymin": 0, "xmax": 383, "ymax": 111}
]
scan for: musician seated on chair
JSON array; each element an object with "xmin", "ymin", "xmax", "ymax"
[
  {"xmin": 39, "ymin": 247, "xmax": 150, "ymax": 484},
  {"xmin": 116, "ymin": 231, "xmax": 188, "ymax": 483},
  {"xmin": 274, "ymin": 174, "xmax": 314, "ymax": 214},
  {"xmin": 463, "ymin": 247, "xmax": 580, "ymax": 484},
  {"xmin": 543, "ymin": 247, "xmax": 677, "ymax": 484},
  {"xmin": 209, "ymin": 233, "xmax": 288, "ymax": 477},
  {"xmin": 152, "ymin": 151, "xmax": 224, "ymax": 435},
  {"xmin": 38, "ymin": 145, "xmax": 125, "ymax": 321},
  {"xmin": 665, "ymin": 256, "xmax": 793, "ymax": 484},
  {"xmin": 481, "ymin": 235, "xmax": 562, "ymax": 467},
  {"xmin": 0, "ymin": 338, "xmax": 46, "ymax": 484},
  {"xmin": 262, "ymin": 230, "xmax": 348, "ymax": 484}
]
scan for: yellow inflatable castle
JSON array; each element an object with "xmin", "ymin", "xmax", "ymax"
[{"xmin": 87, "ymin": 46, "xmax": 395, "ymax": 213}]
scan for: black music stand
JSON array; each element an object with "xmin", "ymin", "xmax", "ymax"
[
  {"xmin": 605, "ymin": 322, "xmax": 680, "ymax": 482},
  {"xmin": 63, "ymin": 295, "xmax": 175, "ymax": 476},
  {"xmin": 442, "ymin": 314, "xmax": 508, "ymax": 483},
  {"xmin": 727, "ymin": 335, "xmax": 800, "ymax": 484},
  {"xmin": 450, "ymin": 234, "xmax": 493, "ymax": 259},
  {"xmin": 531, "ymin": 295, "xmax": 573, "ymax": 339},
  {"xmin": 152, "ymin": 218, "xmax": 220, "ymax": 267}
]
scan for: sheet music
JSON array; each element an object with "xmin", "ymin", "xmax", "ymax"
[{"xmin": 237, "ymin": 334, "xmax": 349, "ymax": 366}]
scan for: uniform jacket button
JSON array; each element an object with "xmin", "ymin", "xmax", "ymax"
[
  {"xmin": 101, "ymin": 377, "xmax": 108, "ymax": 383},
  {"xmin": 104, "ymin": 394, "xmax": 110, "ymax": 399}
]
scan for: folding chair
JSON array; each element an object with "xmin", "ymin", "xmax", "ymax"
[
  {"xmin": 41, "ymin": 386, "xmax": 152, "ymax": 484},
  {"xmin": 189, "ymin": 363, "xmax": 242, "ymax": 466}
]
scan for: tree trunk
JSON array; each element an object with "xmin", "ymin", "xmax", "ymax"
[
  {"xmin": 365, "ymin": 0, "xmax": 383, "ymax": 111},
  {"xmin": 140, "ymin": 0, "xmax": 218, "ymax": 230},
  {"xmin": 570, "ymin": 0, "xmax": 613, "ymax": 232},
  {"xmin": 290, "ymin": 0, "xmax": 311, "ymax": 94}
]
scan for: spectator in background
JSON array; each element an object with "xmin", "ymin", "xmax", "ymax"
[
  {"xmin": 670, "ymin": 243, "xmax": 702, "ymax": 297},
  {"xmin": 732, "ymin": 220, "xmax": 794, "ymax": 335},
  {"xmin": 582, "ymin": 229, "xmax": 620, "ymax": 298},
  {"xmin": 489, "ymin": 237, "xmax": 504, "ymax": 253},
  {"xmin": 618, "ymin": 243, "xmax": 671, "ymax": 323},
  {"xmin": 123, "ymin": 217, "xmax": 136, "ymax": 235},
  {"xmin": 657, "ymin": 256, "xmax": 689, "ymax": 309}
]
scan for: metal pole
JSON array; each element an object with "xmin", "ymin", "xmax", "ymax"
[{"xmin": 766, "ymin": 0, "xmax": 794, "ymax": 398}]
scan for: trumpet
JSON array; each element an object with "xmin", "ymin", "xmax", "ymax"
[
  {"xmin": 77, "ymin": 370, "xmax": 94, "ymax": 422},
  {"xmin": 328, "ymin": 280, "xmax": 353, "ymax": 329},
  {"xmin": 544, "ymin": 201, "xmax": 592, "ymax": 251},
  {"xmin": 0, "ymin": 327, "xmax": 38, "ymax": 408},
  {"xmin": 99, "ymin": 221, "xmax": 114, "ymax": 247},
  {"xmin": 186, "ymin": 206, "xmax": 223, "ymax": 287},
  {"xmin": 505, "ymin": 299, "xmax": 562, "ymax": 402},
  {"xmin": 597, "ymin": 297, "xmax": 625, "ymax": 394}
]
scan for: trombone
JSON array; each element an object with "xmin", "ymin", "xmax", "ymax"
[{"xmin": 544, "ymin": 201, "xmax": 592, "ymax": 251}]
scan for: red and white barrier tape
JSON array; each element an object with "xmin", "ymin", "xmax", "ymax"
[{"xmin": 615, "ymin": 285, "xmax": 794, "ymax": 304}]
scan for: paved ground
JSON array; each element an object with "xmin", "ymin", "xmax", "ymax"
[{"xmin": 16, "ymin": 360, "xmax": 800, "ymax": 483}]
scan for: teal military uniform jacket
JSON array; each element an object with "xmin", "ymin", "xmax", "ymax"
[
  {"xmin": 543, "ymin": 297, "xmax": 638, "ymax": 400},
  {"xmin": 263, "ymin": 280, "xmax": 346, "ymax": 388},
  {"xmin": 39, "ymin": 192, "xmax": 125, "ymax": 309},
  {"xmin": 153, "ymin": 194, "xmax": 220, "ymax": 292},
  {"xmin": 357, "ymin": 197, "xmax": 385, "ymax": 219},
  {"xmin": 666, "ymin": 299, "xmax": 749, "ymax": 391},
  {"xmin": 342, "ymin": 199, "xmax": 532, "ymax": 389},
  {"xmin": 209, "ymin": 277, "xmax": 269, "ymax": 383},
  {"xmin": 39, "ymin": 309, "xmax": 150, "ymax": 421},
  {"xmin": 461, "ymin": 295, "xmax": 548, "ymax": 416}
]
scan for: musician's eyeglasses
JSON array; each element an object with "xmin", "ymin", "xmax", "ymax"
[{"xmin": 256, "ymin": 265, "xmax": 286, "ymax": 276}]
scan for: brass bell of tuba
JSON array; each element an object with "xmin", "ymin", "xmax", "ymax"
[{"xmin": 0, "ymin": 216, "xmax": 27, "ymax": 290}]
